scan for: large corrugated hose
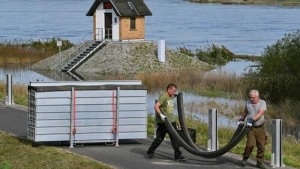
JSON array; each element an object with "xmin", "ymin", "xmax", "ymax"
[
  {"xmin": 176, "ymin": 92, "xmax": 245, "ymax": 152},
  {"xmin": 160, "ymin": 93, "xmax": 251, "ymax": 158}
]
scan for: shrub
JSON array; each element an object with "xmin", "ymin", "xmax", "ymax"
[
  {"xmin": 195, "ymin": 43, "xmax": 234, "ymax": 65},
  {"xmin": 177, "ymin": 43, "xmax": 234, "ymax": 65},
  {"xmin": 244, "ymin": 30, "xmax": 300, "ymax": 103},
  {"xmin": 176, "ymin": 46, "xmax": 194, "ymax": 57}
]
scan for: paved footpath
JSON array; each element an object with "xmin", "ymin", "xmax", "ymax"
[{"xmin": 0, "ymin": 102, "xmax": 292, "ymax": 169}]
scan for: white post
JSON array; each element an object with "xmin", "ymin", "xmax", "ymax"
[
  {"xmin": 271, "ymin": 119, "xmax": 285, "ymax": 168},
  {"xmin": 57, "ymin": 39, "xmax": 62, "ymax": 69},
  {"xmin": 115, "ymin": 87, "xmax": 120, "ymax": 147},
  {"xmin": 5, "ymin": 74, "xmax": 14, "ymax": 105},
  {"xmin": 158, "ymin": 40, "xmax": 165, "ymax": 62},
  {"xmin": 208, "ymin": 108, "xmax": 218, "ymax": 151},
  {"xmin": 69, "ymin": 87, "xmax": 74, "ymax": 148}
]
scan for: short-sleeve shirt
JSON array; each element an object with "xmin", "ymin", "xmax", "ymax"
[
  {"xmin": 156, "ymin": 93, "xmax": 176, "ymax": 123},
  {"xmin": 245, "ymin": 99, "xmax": 267, "ymax": 126}
]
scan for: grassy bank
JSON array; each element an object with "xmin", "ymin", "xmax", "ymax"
[
  {"xmin": 188, "ymin": 0, "xmax": 300, "ymax": 6},
  {"xmin": 0, "ymin": 131, "xmax": 114, "ymax": 169}
]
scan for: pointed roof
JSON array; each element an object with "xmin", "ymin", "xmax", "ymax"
[{"xmin": 86, "ymin": 0, "xmax": 152, "ymax": 17}]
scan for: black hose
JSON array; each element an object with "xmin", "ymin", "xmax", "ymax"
[
  {"xmin": 177, "ymin": 92, "xmax": 244, "ymax": 151},
  {"xmin": 160, "ymin": 94, "xmax": 250, "ymax": 158},
  {"xmin": 164, "ymin": 115, "xmax": 250, "ymax": 158},
  {"xmin": 177, "ymin": 92, "xmax": 208, "ymax": 151}
]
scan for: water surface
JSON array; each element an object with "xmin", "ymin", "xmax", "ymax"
[{"xmin": 1, "ymin": 0, "xmax": 300, "ymax": 55}]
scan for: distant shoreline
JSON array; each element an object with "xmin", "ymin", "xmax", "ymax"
[{"xmin": 187, "ymin": 0, "xmax": 300, "ymax": 6}]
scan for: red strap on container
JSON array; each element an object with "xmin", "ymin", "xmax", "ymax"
[{"xmin": 72, "ymin": 90, "xmax": 77, "ymax": 134}]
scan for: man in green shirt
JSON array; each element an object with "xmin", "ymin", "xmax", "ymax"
[{"xmin": 147, "ymin": 83, "xmax": 188, "ymax": 161}]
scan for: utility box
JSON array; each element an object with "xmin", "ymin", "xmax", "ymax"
[{"xmin": 177, "ymin": 128, "xmax": 196, "ymax": 143}]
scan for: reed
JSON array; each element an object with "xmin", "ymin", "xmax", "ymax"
[
  {"xmin": 135, "ymin": 70, "xmax": 245, "ymax": 98},
  {"xmin": 0, "ymin": 39, "xmax": 74, "ymax": 66}
]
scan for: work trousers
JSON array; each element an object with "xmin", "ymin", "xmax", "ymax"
[
  {"xmin": 147, "ymin": 122, "xmax": 182, "ymax": 158},
  {"xmin": 243, "ymin": 126, "xmax": 266, "ymax": 163}
]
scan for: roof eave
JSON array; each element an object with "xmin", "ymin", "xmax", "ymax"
[
  {"xmin": 86, "ymin": 0, "xmax": 121, "ymax": 16},
  {"xmin": 86, "ymin": 0, "xmax": 101, "ymax": 16}
]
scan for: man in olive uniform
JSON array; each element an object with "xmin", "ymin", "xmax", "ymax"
[
  {"xmin": 147, "ymin": 83, "xmax": 188, "ymax": 161},
  {"xmin": 239, "ymin": 90, "xmax": 267, "ymax": 169}
]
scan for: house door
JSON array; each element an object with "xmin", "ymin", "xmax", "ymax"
[{"xmin": 104, "ymin": 13, "xmax": 112, "ymax": 39}]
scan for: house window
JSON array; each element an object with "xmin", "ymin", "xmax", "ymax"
[
  {"xmin": 130, "ymin": 17, "xmax": 136, "ymax": 30},
  {"xmin": 103, "ymin": 2, "xmax": 112, "ymax": 9}
]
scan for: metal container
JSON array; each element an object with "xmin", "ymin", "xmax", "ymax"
[{"xmin": 27, "ymin": 81, "xmax": 147, "ymax": 146}]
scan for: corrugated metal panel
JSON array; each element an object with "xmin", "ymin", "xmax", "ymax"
[
  {"xmin": 32, "ymin": 134, "xmax": 69, "ymax": 142},
  {"xmin": 34, "ymin": 95, "xmax": 146, "ymax": 105},
  {"xmin": 35, "ymin": 91, "xmax": 71, "ymax": 98},
  {"xmin": 119, "ymin": 111, "xmax": 147, "ymax": 118},
  {"xmin": 35, "ymin": 98, "xmax": 71, "ymax": 105},
  {"xmin": 119, "ymin": 97, "xmax": 146, "ymax": 104},
  {"xmin": 119, "ymin": 104, "xmax": 146, "ymax": 111},
  {"xmin": 30, "ymin": 125, "xmax": 146, "ymax": 135},
  {"xmin": 76, "ymin": 90, "xmax": 115, "ymax": 98},
  {"xmin": 119, "ymin": 90, "xmax": 146, "ymax": 97}
]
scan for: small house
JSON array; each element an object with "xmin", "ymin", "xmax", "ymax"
[{"xmin": 86, "ymin": 0, "xmax": 152, "ymax": 41}]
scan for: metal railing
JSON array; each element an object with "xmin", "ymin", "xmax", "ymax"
[
  {"xmin": 50, "ymin": 31, "xmax": 94, "ymax": 71},
  {"xmin": 96, "ymin": 28, "xmax": 103, "ymax": 41},
  {"xmin": 105, "ymin": 28, "xmax": 112, "ymax": 39},
  {"xmin": 68, "ymin": 41, "xmax": 106, "ymax": 72},
  {"xmin": 50, "ymin": 42, "xmax": 86, "ymax": 71}
]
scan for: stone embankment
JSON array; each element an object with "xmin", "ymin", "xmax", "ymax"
[{"xmin": 31, "ymin": 41, "xmax": 212, "ymax": 75}]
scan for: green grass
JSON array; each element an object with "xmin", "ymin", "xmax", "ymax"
[{"xmin": 0, "ymin": 131, "xmax": 114, "ymax": 169}]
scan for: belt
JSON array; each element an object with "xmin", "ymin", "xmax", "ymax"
[{"xmin": 253, "ymin": 124, "xmax": 264, "ymax": 128}]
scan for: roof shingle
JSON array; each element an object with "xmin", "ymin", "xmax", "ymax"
[{"xmin": 86, "ymin": 0, "xmax": 152, "ymax": 17}]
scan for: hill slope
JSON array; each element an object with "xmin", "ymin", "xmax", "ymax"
[
  {"xmin": 76, "ymin": 41, "xmax": 212, "ymax": 74},
  {"xmin": 30, "ymin": 41, "xmax": 212, "ymax": 74}
]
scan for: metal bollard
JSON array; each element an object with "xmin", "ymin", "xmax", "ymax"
[
  {"xmin": 271, "ymin": 119, "xmax": 285, "ymax": 168},
  {"xmin": 207, "ymin": 108, "xmax": 218, "ymax": 151},
  {"xmin": 5, "ymin": 74, "xmax": 14, "ymax": 105}
]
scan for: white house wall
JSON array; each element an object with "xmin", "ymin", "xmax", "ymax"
[{"xmin": 95, "ymin": 3, "xmax": 120, "ymax": 41}]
